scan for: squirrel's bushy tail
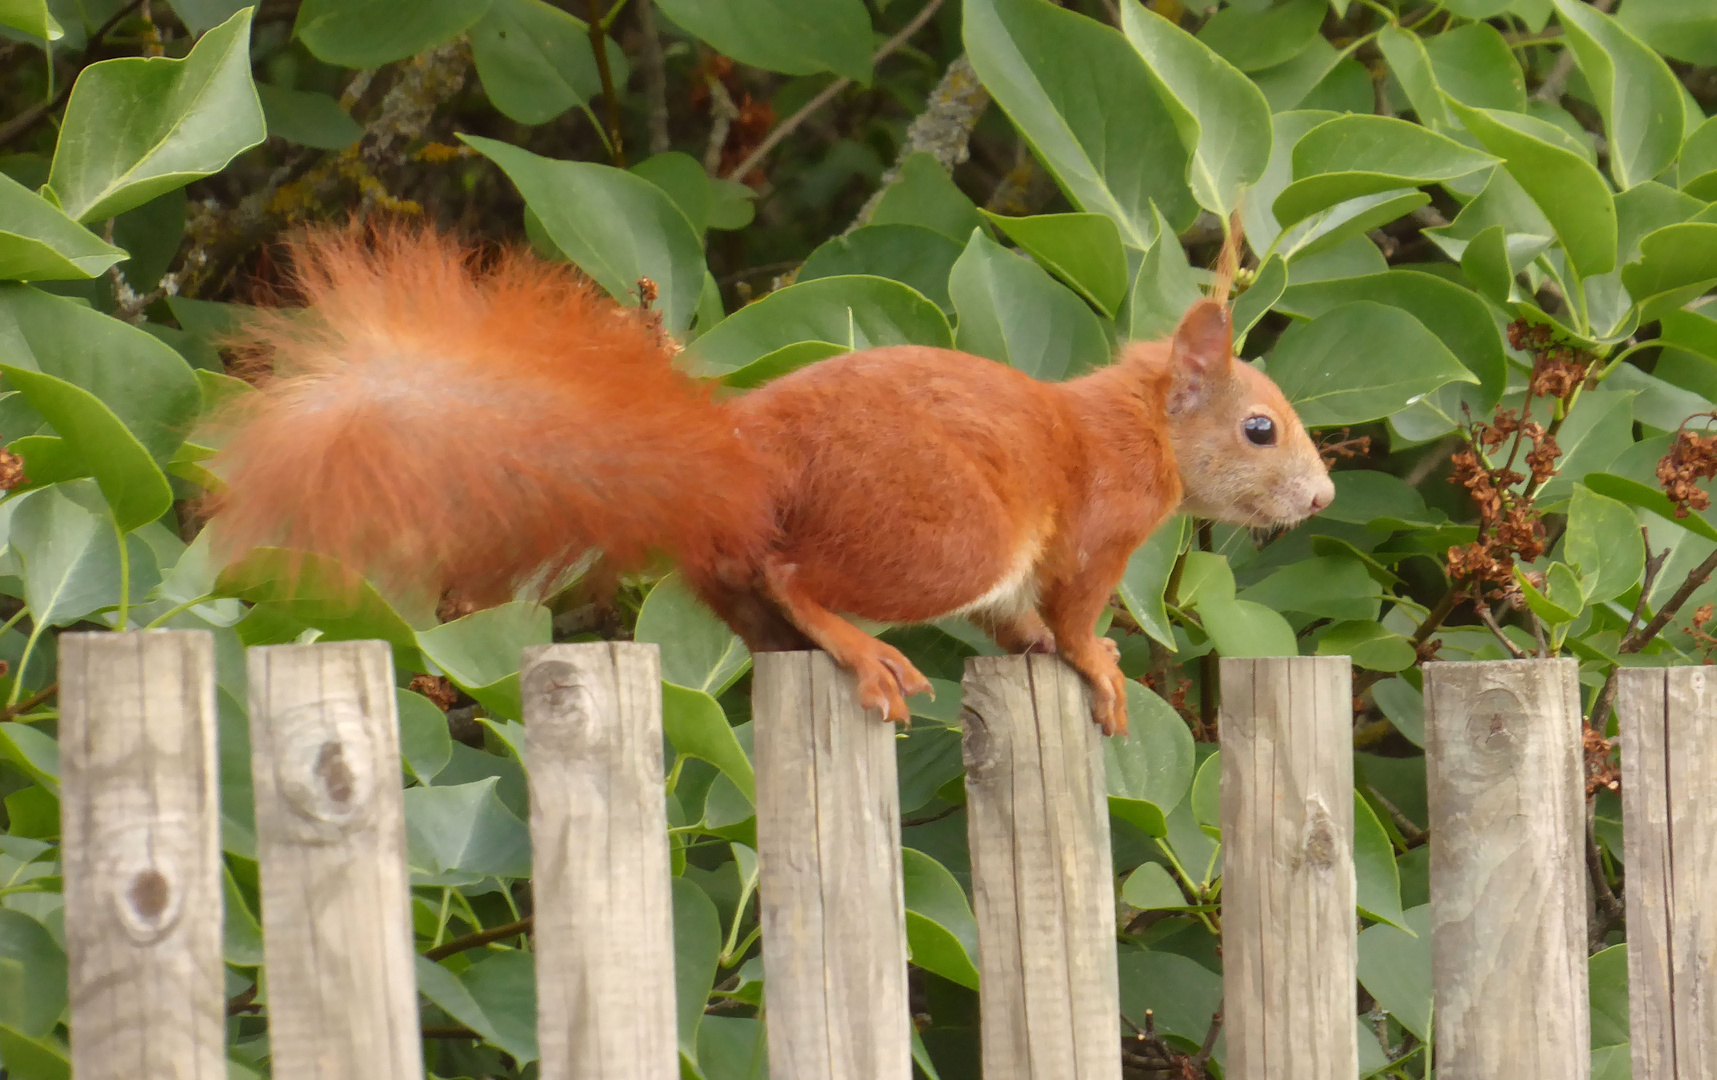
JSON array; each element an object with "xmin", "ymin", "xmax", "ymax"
[{"xmin": 202, "ymin": 226, "xmax": 774, "ymax": 604}]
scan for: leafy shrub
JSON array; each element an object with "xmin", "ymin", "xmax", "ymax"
[{"xmin": 0, "ymin": 0, "xmax": 1712, "ymax": 1076}]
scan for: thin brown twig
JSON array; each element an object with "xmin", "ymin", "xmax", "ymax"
[
  {"xmin": 1475, "ymin": 604, "xmax": 1527, "ymax": 658},
  {"xmin": 722, "ymin": 0, "xmax": 949, "ymax": 182},
  {"xmin": 0, "ymin": 682, "xmax": 57, "ymax": 722},
  {"xmin": 1623, "ymin": 546, "xmax": 1717, "ymax": 653},
  {"xmin": 423, "ymin": 915, "xmax": 533, "ymax": 962},
  {"xmin": 587, "ymin": 0, "xmax": 626, "ymax": 166},
  {"xmin": 1586, "ymin": 808, "xmax": 1624, "ymax": 951},
  {"xmin": 701, "ymin": 73, "xmax": 739, "ymax": 176},
  {"xmin": 1194, "ymin": 1010, "xmax": 1223, "ymax": 1067}
]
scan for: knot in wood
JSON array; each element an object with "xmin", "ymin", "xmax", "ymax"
[
  {"xmin": 101, "ymin": 819, "xmax": 196, "ymax": 944},
  {"xmin": 1297, "ymin": 799, "xmax": 1337, "ymax": 872},
  {"xmin": 958, "ymin": 705, "xmax": 997, "ymax": 776},
  {"xmin": 1462, "ymin": 687, "xmax": 1525, "ymax": 779},
  {"xmin": 522, "ymin": 660, "xmax": 601, "ymax": 756},
  {"xmin": 273, "ymin": 700, "xmax": 378, "ymax": 840}
]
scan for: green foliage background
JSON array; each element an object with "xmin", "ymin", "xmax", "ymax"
[{"xmin": 2, "ymin": 0, "xmax": 1716, "ymax": 1076}]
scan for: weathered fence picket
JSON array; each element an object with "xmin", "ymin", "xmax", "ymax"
[
  {"xmin": 522, "ymin": 642, "xmax": 679, "ymax": 1080},
  {"xmin": 49, "ymin": 631, "xmax": 1716, "ymax": 1080},
  {"xmin": 59, "ymin": 630, "xmax": 225, "ymax": 1077},
  {"xmin": 1219, "ymin": 656, "xmax": 1357, "ymax": 1080},
  {"xmin": 1616, "ymin": 667, "xmax": 1717, "ymax": 1080},
  {"xmin": 959, "ymin": 653, "xmax": 1121, "ymax": 1080},
  {"xmin": 1424, "ymin": 659, "xmax": 1589, "ymax": 1080},
  {"xmin": 248, "ymin": 640, "xmax": 424, "ymax": 1079},
  {"xmin": 750, "ymin": 650, "xmax": 912, "ymax": 1080}
]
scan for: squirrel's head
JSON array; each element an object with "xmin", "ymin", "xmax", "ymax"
[{"xmin": 1162, "ymin": 298, "xmax": 1335, "ymax": 528}]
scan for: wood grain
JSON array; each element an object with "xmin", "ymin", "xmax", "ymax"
[
  {"xmin": 1616, "ymin": 667, "xmax": 1717, "ymax": 1080},
  {"xmin": 59, "ymin": 630, "xmax": 225, "ymax": 1079},
  {"xmin": 1424, "ymin": 659, "xmax": 1588, "ymax": 1080},
  {"xmin": 1219, "ymin": 656, "xmax": 1356, "ymax": 1080},
  {"xmin": 248, "ymin": 641, "xmax": 423, "ymax": 1079},
  {"xmin": 752, "ymin": 651, "xmax": 911, "ymax": 1080},
  {"xmin": 522, "ymin": 642, "xmax": 677, "ymax": 1080},
  {"xmin": 960, "ymin": 654, "xmax": 1120, "ymax": 1080}
]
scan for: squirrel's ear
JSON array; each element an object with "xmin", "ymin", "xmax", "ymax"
[{"xmin": 1168, "ymin": 299, "xmax": 1233, "ymax": 413}]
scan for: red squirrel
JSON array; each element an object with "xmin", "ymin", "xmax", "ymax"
[{"xmin": 205, "ymin": 225, "xmax": 1334, "ymax": 737}]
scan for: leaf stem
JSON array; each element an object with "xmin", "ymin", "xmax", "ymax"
[
  {"xmin": 587, "ymin": 0, "xmax": 627, "ymax": 166},
  {"xmin": 142, "ymin": 593, "xmax": 214, "ymax": 631},
  {"xmin": 112, "ymin": 515, "xmax": 131, "ymax": 632},
  {"xmin": 6, "ymin": 626, "xmax": 45, "ymax": 709}
]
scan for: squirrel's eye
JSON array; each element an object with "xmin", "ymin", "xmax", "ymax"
[{"xmin": 1243, "ymin": 415, "xmax": 1277, "ymax": 447}]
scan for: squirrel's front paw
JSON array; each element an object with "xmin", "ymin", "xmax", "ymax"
[{"xmin": 853, "ymin": 643, "xmax": 931, "ymax": 724}]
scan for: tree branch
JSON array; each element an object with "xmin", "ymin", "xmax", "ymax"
[
  {"xmin": 1621, "ymin": 544, "xmax": 1717, "ymax": 653},
  {"xmin": 722, "ymin": 0, "xmax": 951, "ymax": 182},
  {"xmin": 423, "ymin": 915, "xmax": 533, "ymax": 962},
  {"xmin": 636, "ymin": 0, "xmax": 671, "ymax": 156},
  {"xmin": 587, "ymin": 0, "xmax": 626, "ymax": 166},
  {"xmin": 0, "ymin": 0, "xmax": 149, "ymax": 149}
]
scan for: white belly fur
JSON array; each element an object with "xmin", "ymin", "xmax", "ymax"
[{"xmin": 947, "ymin": 542, "xmax": 1042, "ymax": 622}]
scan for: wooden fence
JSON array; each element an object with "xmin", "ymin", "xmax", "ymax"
[{"xmin": 51, "ymin": 632, "xmax": 1717, "ymax": 1079}]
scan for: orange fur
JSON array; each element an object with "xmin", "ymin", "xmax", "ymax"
[{"xmin": 205, "ymin": 224, "xmax": 1332, "ymax": 736}]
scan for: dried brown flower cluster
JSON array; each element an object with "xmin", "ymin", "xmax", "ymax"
[
  {"xmin": 408, "ymin": 674, "xmax": 460, "ymax": 711},
  {"xmin": 1317, "ymin": 427, "xmax": 1372, "ymax": 467},
  {"xmin": 1684, "ymin": 602, "xmax": 1717, "ymax": 664},
  {"xmin": 1508, "ymin": 319, "xmax": 1596, "ymax": 401},
  {"xmin": 1445, "ymin": 413, "xmax": 1557, "ymax": 598},
  {"xmin": 1582, "ymin": 721, "xmax": 1620, "ymax": 796},
  {"xmin": 0, "ymin": 448, "xmax": 25, "ymax": 492},
  {"xmin": 1657, "ymin": 419, "xmax": 1717, "ymax": 518}
]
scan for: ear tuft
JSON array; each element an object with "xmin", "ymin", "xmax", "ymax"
[{"xmin": 1167, "ymin": 299, "xmax": 1233, "ymax": 413}]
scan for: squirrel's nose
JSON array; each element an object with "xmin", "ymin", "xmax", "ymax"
[{"xmin": 1308, "ymin": 477, "xmax": 1335, "ymax": 515}]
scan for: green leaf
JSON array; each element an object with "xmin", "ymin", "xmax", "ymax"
[
  {"xmin": 464, "ymin": 135, "xmax": 706, "ymax": 334},
  {"xmin": 964, "ymin": 0, "xmax": 1197, "ymax": 247},
  {"xmin": 1267, "ymin": 301, "xmax": 1477, "ymax": 427},
  {"xmin": 1119, "ymin": 207, "xmax": 1202, "ymax": 342},
  {"xmin": 458, "ymin": 951, "xmax": 538, "ymax": 1063},
  {"xmin": 1195, "ymin": 0, "xmax": 1324, "ymax": 73},
  {"xmin": 1189, "ymin": 750, "xmax": 1218, "ymax": 828},
  {"xmin": 897, "ymin": 723, "xmax": 962, "ymax": 814},
  {"xmin": 1241, "ymin": 109, "xmax": 1337, "ymax": 252},
  {"xmin": 1318, "ymin": 620, "xmax": 1416, "ymax": 672},
  {"xmin": 1317, "ymin": 470, "xmax": 1429, "ymax": 527},
  {"xmin": 1121, "ymin": 861, "xmax": 1187, "ymax": 910},
  {"xmin": 635, "ymin": 573, "xmax": 751, "ymax": 696},
  {"xmin": 1537, "ymin": 390, "xmax": 1636, "ymax": 504},
  {"xmin": 254, "ymin": 84, "xmax": 361, "ymax": 150},
  {"xmin": 403, "ymin": 777, "xmax": 531, "ymax": 882},
  {"xmin": 1585, "ymin": 472, "xmax": 1717, "ymax": 543},
  {"xmin": 1117, "ymin": 949, "xmax": 1222, "ymax": 1047},
  {"xmin": 1621, "ymin": 222, "xmax": 1717, "ymax": 321},
  {"xmin": 1565, "ymin": 483, "xmax": 1646, "ymax": 603},
  {"xmin": 0, "ymin": 365, "xmax": 172, "ymax": 531},
  {"xmin": 1198, "ymin": 597, "xmax": 1299, "ymax": 657},
  {"xmin": 633, "ymin": 153, "xmax": 754, "ymax": 236},
  {"xmin": 1371, "ymin": 678, "xmax": 1425, "ymax": 747},
  {"xmin": 1250, "ymin": 35, "xmax": 1347, "ymax": 113},
  {"xmin": 1424, "ymin": 23, "xmax": 1529, "ymax": 113},
  {"xmin": 0, "ymin": 724, "xmax": 59, "ymax": 792},
  {"xmin": 979, "ymin": 211, "xmax": 1128, "ymax": 318},
  {"xmin": 1358, "ymin": 904, "xmax": 1431, "ymax": 1040},
  {"xmin": 221, "ymin": 864, "xmax": 264, "ymax": 966},
  {"xmin": 1278, "ymin": 189, "xmax": 1431, "ymax": 263},
  {"xmin": 719, "ymin": 340, "xmax": 849, "ymax": 391},
  {"xmin": 470, "ymin": 0, "xmax": 626, "ymax": 126},
  {"xmin": 214, "ymin": 548, "xmax": 425, "ymax": 669},
  {"xmin": 0, "ymin": 283, "xmax": 200, "ymax": 463},
  {"xmin": 681, "ymin": 275, "xmax": 951, "ymax": 376},
  {"xmin": 902, "ymin": 849, "xmax": 980, "ymax": 989},
  {"xmin": 10, "ymin": 483, "xmax": 124, "ymax": 628},
  {"xmin": 1588, "ymin": 943, "xmax": 1629, "ymax": 1049},
  {"xmin": 673, "ymin": 875, "xmax": 722, "ymax": 1063},
  {"xmin": 1231, "ymin": 253, "xmax": 1285, "ymax": 346},
  {"xmin": 1117, "ymin": 514, "xmax": 1187, "ymax": 649},
  {"xmin": 415, "ymin": 601, "xmax": 550, "ymax": 722},
  {"xmin": 1354, "ymin": 792, "xmax": 1407, "ymax": 929},
  {"xmin": 1274, "ymin": 115, "xmax": 1497, "ymax": 227},
  {"xmin": 1378, "ymin": 24, "xmax": 1452, "ymax": 130},
  {"xmin": 0, "ymin": 0, "xmax": 61, "ymax": 39},
  {"xmin": 1239, "ymin": 555, "xmax": 1380, "ymax": 622},
  {"xmin": 415, "ymin": 954, "xmax": 504, "ymax": 1048},
  {"xmin": 1105, "ymin": 681, "xmax": 1197, "ymax": 837},
  {"xmin": 662, "ymin": 682, "xmax": 756, "ymax": 806},
  {"xmin": 1275, "ymin": 269, "xmax": 1508, "ymax": 439},
  {"xmin": 1554, "ymin": 0, "xmax": 1684, "ymax": 188},
  {"xmin": 1447, "ymin": 100, "xmax": 1618, "ymax": 278},
  {"xmin": 294, "ymin": 0, "xmax": 490, "ymax": 69},
  {"xmin": 948, "ymin": 228, "xmax": 1110, "ymax": 380},
  {"xmin": 1119, "ymin": 0, "xmax": 1271, "ymax": 218},
  {"xmin": 46, "ymin": 9, "xmax": 265, "ymax": 223},
  {"xmin": 1517, "ymin": 561, "xmax": 1584, "ymax": 625},
  {"xmin": 0, "ymin": 910, "xmax": 66, "ymax": 1038},
  {"xmin": 0, "ymin": 1022, "xmax": 69, "ymax": 1080},
  {"xmin": 800, "ymin": 225, "xmax": 962, "ymax": 313},
  {"xmin": 867, "ymin": 153, "xmax": 984, "ymax": 244},
  {"xmin": 0, "ymin": 171, "xmax": 125, "ymax": 281},
  {"xmin": 655, "ymin": 0, "xmax": 872, "ymax": 83},
  {"xmin": 1617, "ymin": 0, "xmax": 1717, "ymax": 66},
  {"xmin": 397, "ymin": 689, "xmax": 453, "ymax": 783}
]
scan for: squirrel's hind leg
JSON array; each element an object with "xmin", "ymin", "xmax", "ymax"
[{"xmin": 759, "ymin": 557, "xmax": 931, "ymax": 723}]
